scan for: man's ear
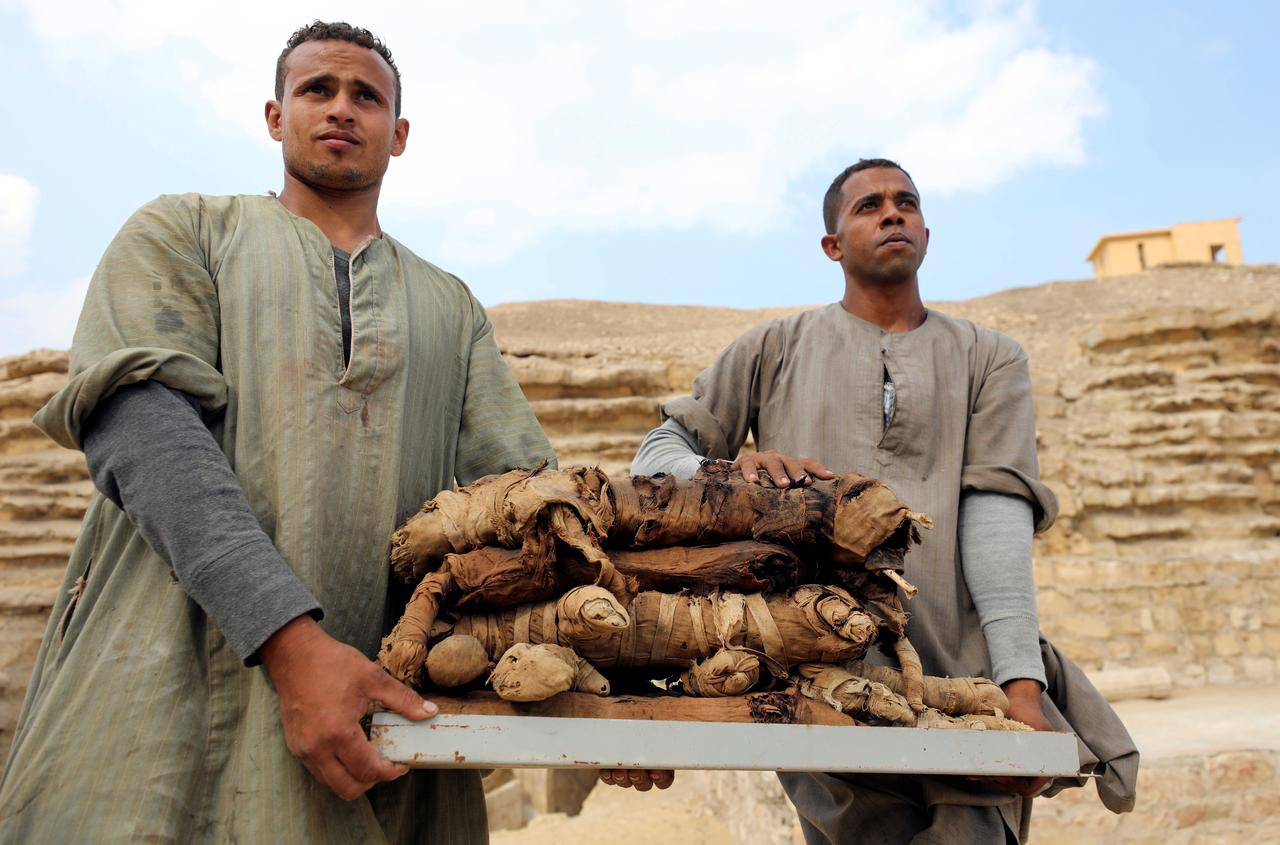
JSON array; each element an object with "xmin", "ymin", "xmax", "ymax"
[
  {"xmin": 921, "ymin": 226, "xmax": 930, "ymax": 258},
  {"xmin": 391, "ymin": 117, "xmax": 410, "ymax": 157},
  {"xmin": 265, "ymin": 101, "xmax": 284, "ymax": 142},
  {"xmin": 820, "ymin": 233, "xmax": 842, "ymax": 262}
]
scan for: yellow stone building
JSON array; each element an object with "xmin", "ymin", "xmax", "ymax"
[{"xmin": 1086, "ymin": 217, "xmax": 1243, "ymax": 278}]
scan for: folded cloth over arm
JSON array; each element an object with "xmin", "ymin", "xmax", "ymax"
[
  {"xmin": 959, "ymin": 339, "xmax": 1058, "ymax": 532},
  {"xmin": 34, "ymin": 198, "xmax": 228, "ymax": 449},
  {"xmin": 1037, "ymin": 637, "xmax": 1140, "ymax": 812}
]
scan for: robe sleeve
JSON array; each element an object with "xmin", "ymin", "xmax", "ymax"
[
  {"xmin": 960, "ymin": 331, "xmax": 1059, "ymax": 532},
  {"xmin": 453, "ymin": 294, "xmax": 557, "ymax": 485},
  {"xmin": 660, "ymin": 318, "xmax": 783, "ymax": 461},
  {"xmin": 33, "ymin": 194, "xmax": 227, "ymax": 450}
]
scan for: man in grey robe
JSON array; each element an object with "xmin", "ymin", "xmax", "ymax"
[
  {"xmin": 0, "ymin": 22, "xmax": 553, "ymax": 844},
  {"xmin": 625, "ymin": 159, "xmax": 1137, "ymax": 842}
]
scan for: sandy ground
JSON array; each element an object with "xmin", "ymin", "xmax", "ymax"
[
  {"xmin": 491, "ymin": 778, "xmax": 734, "ymax": 845},
  {"xmin": 1110, "ymin": 683, "xmax": 1280, "ymax": 758}
]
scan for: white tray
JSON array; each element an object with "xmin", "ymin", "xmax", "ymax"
[{"xmin": 370, "ymin": 712, "xmax": 1082, "ymax": 776}]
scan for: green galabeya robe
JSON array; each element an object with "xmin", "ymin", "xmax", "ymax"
[{"xmin": 0, "ymin": 194, "xmax": 554, "ymax": 843}]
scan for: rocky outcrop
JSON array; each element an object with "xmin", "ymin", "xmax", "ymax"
[
  {"xmin": 1011, "ymin": 289, "xmax": 1280, "ymax": 690},
  {"xmin": 0, "ymin": 349, "xmax": 91, "ymax": 760}
]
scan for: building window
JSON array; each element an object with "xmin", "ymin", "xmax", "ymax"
[
  {"xmin": 1137, "ymin": 242, "xmax": 1147, "ymax": 269},
  {"xmin": 1210, "ymin": 244, "xmax": 1225, "ymax": 263}
]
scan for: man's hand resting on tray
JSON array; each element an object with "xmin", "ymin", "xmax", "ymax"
[
  {"xmin": 971, "ymin": 679, "xmax": 1055, "ymax": 797},
  {"xmin": 261, "ymin": 615, "xmax": 437, "ymax": 800},
  {"xmin": 599, "ymin": 769, "xmax": 675, "ymax": 791},
  {"xmin": 733, "ymin": 451, "xmax": 836, "ymax": 488}
]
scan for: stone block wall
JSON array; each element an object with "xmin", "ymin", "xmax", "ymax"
[
  {"xmin": 1035, "ymin": 554, "xmax": 1280, "ymax": 688},
  {"xmin": 1032, "ymin": 751, "xmax": 1280, "ymax": 845}
]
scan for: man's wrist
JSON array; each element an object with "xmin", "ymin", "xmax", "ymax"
[
  {"xmin": 1003, "ymin": 670, "xmax": 1044, "ymax": 711},
  {"xmin": 258, "ymin": 613, "xmax": 324, "ymax": 676},
  {"xmin": 1001, "ymin": 677, "xmax": 1044, "ymax": 703}
]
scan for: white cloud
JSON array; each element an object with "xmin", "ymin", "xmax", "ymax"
[
  {"xmin": 0, "ymin": 175, "xmax": 39, "ymax": 278},
  {"xmin": 0, "ymin": 276, "xmax": 90, "ymax": 357},
  {"xmin": 13, "ymin": 0, "xmax": 1104, "ymax": 263}
]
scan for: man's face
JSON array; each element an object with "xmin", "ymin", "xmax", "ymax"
[
  {"xmin": 265, "ymin": 40, "xmax": 408, "ymax": 192},
  {"xmin": 821, "ymin": 167, "xmax": 929, "ymax": 285}
]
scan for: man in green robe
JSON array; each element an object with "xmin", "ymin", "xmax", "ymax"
[{"xmin": 0, "ymin": 21, "xmax": 553, "ymax": 843}]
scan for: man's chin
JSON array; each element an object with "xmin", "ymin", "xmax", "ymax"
[
  {"xmin": 857, "ymin": 260, "xmax": 920, "ymax": 287},
  {"xmin": 311, "ymin": 171, "xmax": 376, "ymax": 191},
  {"xmin": 286, "ymin": 160, "xmax": 381, "ymax": 193}
]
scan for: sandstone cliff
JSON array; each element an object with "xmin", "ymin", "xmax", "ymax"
[{"xmin": 0, "ymin": 349, "xmax": 92, "ymax": 757}]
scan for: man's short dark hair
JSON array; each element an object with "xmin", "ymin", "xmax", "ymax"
[
  {"xmin": 822, "ymin": 158, "xmax": 914, "ymax": 234},
  {"xmin": 276, "ymin": 21, "xmax": 402, "ymax": 117}
]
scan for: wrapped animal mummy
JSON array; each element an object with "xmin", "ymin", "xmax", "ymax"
[
  {"xmin": 413, "ymin": 584, "xmax": 877, "ymax": 702},
  {"xmin": 390, "ymin": 464, "xmax": 930, "ymax": 585}
]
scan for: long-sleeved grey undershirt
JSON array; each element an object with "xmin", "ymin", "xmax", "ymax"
[
  {"xmin": 958, "ymin": 490, "xmax": 1045, "ymax": 686},
  {"xmin": 632, "ymin": 415, "xmax": 1045, "ymax": 686},
  {"xmin": 77, "ymin": 243, "xmax": 358, "ymax": 664},
  {"xmin": 334, "ymin": 246, "xmax": 353, "ymax": 367},
  {"xmin": 631, "ymin": 417, "xmax": 704, "ymax": 479},
  {"xmin": 83, "ymin": 380, "xmax": 323, "ymax": 664}
]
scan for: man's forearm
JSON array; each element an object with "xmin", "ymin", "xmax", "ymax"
[
  {"xmin": 82, "ymin": 380, "xmax": 322, "ymax": 663},
  {"xmin": 631, "ymin": 417, "xmax": 704, "ymax": 478},
  {"xmin": 959, "ymin": 490, "xmax": 1046, "ymax": 687}
]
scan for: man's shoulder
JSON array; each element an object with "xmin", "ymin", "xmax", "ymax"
[
  {"xmin": 138, "ymin": 191, "xmax": 255, "ymax": 212},
  {"xmin": 381, "ymin": 236, "xmax": 478, "ymax": 299},
  {"xmin": 925, "ymin": 307, "xmax": 1028, "ymax": 368},
  {"xmin": 123, "ymin": 192, "xmax": 260, "ymax": 231},
  {"xmin": 777, "ymin": 302, "xmax": 844, "ymax": 330},
  {"xmin": 729, "ymin": 302, "xmax": 841, "ymax": 346}
]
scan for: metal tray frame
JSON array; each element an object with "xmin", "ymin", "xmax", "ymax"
[{"xmin": 370, "ymin": 712, "xmax": 1082, "ymax": 776}]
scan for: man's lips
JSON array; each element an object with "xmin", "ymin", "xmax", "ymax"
[
  {"xmin": 317, "ymin": 131, "xmax": 359, "ymax": 149},
  {"xmin": 880, "ymin": 233, "xmax": 912, "ymax": 248}
]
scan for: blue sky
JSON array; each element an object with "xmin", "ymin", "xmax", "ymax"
[{"xmin": 1, "ymin": 1, "xmax": 1276, "ymax": 356}]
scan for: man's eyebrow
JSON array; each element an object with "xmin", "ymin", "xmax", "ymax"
[
  {"xmin": 291, "ymin": 74, "xmax": 388, "ymax": 101},
  {"xmin": 848, "ymin": 189, "xmax": 920, "ymax": 210},
  {"xmin": 293, "ymin": 72, "xmax": 336, "ymax": 93},
  {"xmin": 353, "ymin": 78, "xmax": 389, "ymax": 100}
]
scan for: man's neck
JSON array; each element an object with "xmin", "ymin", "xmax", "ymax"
[
  {"xmin": 276, "ymin": 174, "xmax": 384, "ymax": 253},
  {"xmin": 840, "ymin": 276, "xmax": 927, "ymax": 333}
]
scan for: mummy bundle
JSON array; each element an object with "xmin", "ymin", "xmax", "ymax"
[{"xmin": 379, "ymin": 464, "xmax": 1025, "ymax": 729}]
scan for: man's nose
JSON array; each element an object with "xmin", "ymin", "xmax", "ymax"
[
  {"xmin": 325, "ymin": 92, "xmax": 356, "ymax": 124},
  {"xmin": 880, "ymin": 203, "xmax": 906, "ymax": 226}
]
